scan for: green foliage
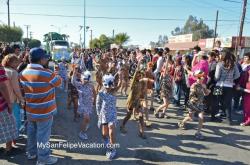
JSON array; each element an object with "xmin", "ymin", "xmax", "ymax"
[
  {"xmin": 171, "ymin": 15, "xmax": 214, "ymax": 41},
  {"xmin": 89, "ymin": 33, "xmax": 130, "ymax": 49},
  {"xmin": 149, "ymin": 35, "xmax": 168, "ymax": 48},
  {"xmin": 0, "ymin": 25, "xmax": 23, "ymax": 43},
  {"xmin": 28, "ymin": 39, "xmax": 41, "ymax": 48},
  {"xmin": 114, "ymin": 33, "xmax": 130, "ymax": 46}
]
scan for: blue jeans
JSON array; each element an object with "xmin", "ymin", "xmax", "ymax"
[
  {"xmin": 12, "ymin": 102, "xmax": 21, "ymax": 135},
  {"xmin": 27, "ymin": 118, "xmax": 53, "ymax": 162},
  {"xmin": 174, "ymin": 82, "xmax": 182, "ymax": 105}
]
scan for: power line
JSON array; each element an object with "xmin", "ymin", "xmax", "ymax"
[{"xmin": 0, "ymin": 12, "xmax": 248, "ymax": 22}]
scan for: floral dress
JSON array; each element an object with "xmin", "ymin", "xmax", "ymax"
[
  {"xmin": 187, "ymin": 82, "xmax": 206, "ymax": 113},
  {"xmin": 72, "ymin": 77, "xmax": 94, "ymax": 115},
  {"xmin": 96, "ymin": 90, "xmax": 117, "ymax": 128},
  {"xmin": 160, "ymin": 74, "xmax": 172, "ymax": 100}
]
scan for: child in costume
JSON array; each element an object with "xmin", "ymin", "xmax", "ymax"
[
  {"xmin": 178, "ymin": 70, "xmax": 210, "ymax": 140},
  {"xmin": 72, "ymin": 68, "xmax": 96, "ymax": 140},
  {"xmin": 96, "ymin": 74, "xmax": 121, "ymax": 159}
]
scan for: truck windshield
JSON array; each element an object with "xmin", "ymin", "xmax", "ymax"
[{"xmin": 53, "ymin": 41, "xmax": 69, "ymax": 47}]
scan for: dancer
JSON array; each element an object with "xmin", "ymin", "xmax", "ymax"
[
  {"xmin": 154, "ymin": 61, "xmax": 173, "ymax": 118},
  {"xmin": 96, "ymin": 74, "xmax": 121, "ymax": 159},
  {"xmin": 72, "ymin": 68, "xmax": 96, "ymax": 140},
  {"xmin": 120, "ymin": 70, "xmax": 154, "ymax": 139},
  {"xmin": 178, "ymin": 70, "xmax": 210, "ymax": 140}
]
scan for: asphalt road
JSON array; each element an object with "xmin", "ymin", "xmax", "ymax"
[{"xmin": 1, "ymin": 73, "xmax": 250, "ymax": 165}]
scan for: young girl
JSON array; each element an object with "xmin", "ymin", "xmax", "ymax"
[
  {"xmin": 96, "ymin": 74, "xmax": 121, "ymax": 159},
  {"xmin": 178, "ymin": 70, "xmax": 210, "ymax": 140},
  {"xmin": 154, "ymin": 60, "xmax": 172, "ymax": 118},
  {"xmin": 72, "ymin": 68, "xmax": 96, "ymax": 140}
]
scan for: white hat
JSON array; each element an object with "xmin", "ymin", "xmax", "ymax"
[
  {"xmin": 102, "ymin": 74, "xmax": 115, "ymax": 88},
  {"xmin": 81, "ymin": 71, "xmax": 91, "ymax": 81}
]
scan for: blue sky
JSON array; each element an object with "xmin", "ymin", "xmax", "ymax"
[{"xmin": 0, "ymin": 0, "xmax": 249, "ymax": 46}]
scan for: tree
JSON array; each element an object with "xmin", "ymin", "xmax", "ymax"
[
  {"xmin": 61, "ymin": 34, "xmax": 69, "ymax": 41},
  {"xmin": 23, "ymin": 38, "xmax": 30, "ymax": 47},
  {"xmin": 90, "ymin": 38, "xmax": 101, "ymax": 48},
  {"xmin": 99, "ymin": 34, "xmax": 112, "ymax": 48},
  {"xmin": 171, "ymin": 15, "xmax": 214, "ymax": 41},
  {"xmin": 0, "ymin": 25, "xmax": 23, "ymax": 43},
  {"xmin": 28, "ymin": 39, "xmax": 41, "ymax": 48},
  {"xmin": 114, "ymin": 33, "xmax": 130, "ymax": 46},
  {"xmin": 149, "ymin": 35, "xmax": 168, "ymax": 48}
]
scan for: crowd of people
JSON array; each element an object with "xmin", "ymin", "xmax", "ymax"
[{"xmin": 0, "ymin": 43, "xmax": 250, "ymax": 164}]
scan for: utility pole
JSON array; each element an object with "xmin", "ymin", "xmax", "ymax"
[
  {"xmin": 83, "ymin": 0, "xmax": 86, "ymax": 49},
  {"xmin": 213, "ymin": 10, "xmax": 219, "ymax": 48},
  {"xmin": 24, "ymin": 25, "xmax": 30, "ymax": 39},
  {"xmin": 112, "ymin": 29, "xmax": 115, "ymax": 39},
  {"xmin": 237, "ymin": 0, "xmax": 248, "ymax": 58},
  {"xmin": 7, "ymin": 0, "xmax": 10, "ymax": 27},
  {"xmin": 30, "ymin": 32, "xmax": 33, "ymax": 39}
]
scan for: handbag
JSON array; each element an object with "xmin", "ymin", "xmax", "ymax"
[{"xmin": 213, "ymin": 69, "xmax": 230, "ymax": 96}]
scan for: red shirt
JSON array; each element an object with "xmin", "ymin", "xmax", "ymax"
[{"xmin": 0, "ymin": 66, "xmax": 8, "ymax": 112}]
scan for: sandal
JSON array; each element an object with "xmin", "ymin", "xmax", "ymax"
[
  {"xmin": 178, "ymin": 121, "xmax": 187, "ymax": 130},
  {"xmin": 145, "ymin": 121, "xmax": 152, "ymax": 127},
  {"xmin": 120, "ymin": 126, "xmax": 127, "ymax": 134},
  {"xmin": 138, "ymin": 132, "xmax": 147, "ymax": 139}
]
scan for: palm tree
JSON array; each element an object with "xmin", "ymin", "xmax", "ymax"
[{"xmin": 114, "ymin": 33, "xmax": 130, "ymax": 46}]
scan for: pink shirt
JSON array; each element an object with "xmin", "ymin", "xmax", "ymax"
[{"xmin": 188, "ymin": 60, "xmax": 209, "ymax": 86}]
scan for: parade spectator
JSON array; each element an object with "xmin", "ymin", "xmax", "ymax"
[
  {"xmin": 11, "ymin": 44, "xmax": 21, "ymax": 57},
  {"xmin": 237, "ymin": 52, "xmax": 250, "ymax": 126},
  {"xmin": 2, "ymin": 55, "xmax": 25, "ymax": 135},
  {"xmin": 173, "ymin": 56, "xmax": 184, "ymax": 106},
  {"xmin": 0, "ymin": 60, "xmax": 20, "ymax": 156},
  {"xmin": 188, "ymin": 51, "xmax": 209, "ymax": 86},
  {"xmin": 214, "ymin": 51, "xmax": 240, "ymax": 125},
  {"xmin": 206, "ymin": 51, "xmax": 220, "ymax": 122},
  {"xmin": 154, "ymin": 50, "xmax": 164, "ymax": 102},
  {"xmin": 19, "ymin": 48, "xmax": 61, "ymax": 165}
]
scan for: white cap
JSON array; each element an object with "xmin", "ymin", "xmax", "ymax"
[
  {"xmin": 81, "ymin": 71, "xmax": 91, "ymax": 81},
  {"xmin": 102, "ymin": 74, "xmax": 115, "ymax": 88}
]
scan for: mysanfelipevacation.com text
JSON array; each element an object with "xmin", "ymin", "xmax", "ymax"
[{"xmin": 37, "ymin": 142, "xmax": 120, "ymax": 150}]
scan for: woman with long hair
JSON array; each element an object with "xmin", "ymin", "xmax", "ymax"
[{"xmin": 214, "ymin": 51, "xmax": 240, "ymax": 124}]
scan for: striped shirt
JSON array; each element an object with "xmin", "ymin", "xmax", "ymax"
[
  {"xmin": 0, "ymin": 66, "xmax": 8, "ymax": 112},
  {"xmin": 19, "ymin": 64, "xmax": 62, "ymax": 120}
]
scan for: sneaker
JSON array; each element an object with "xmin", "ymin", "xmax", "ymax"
[
  {"xmin": 195, "ymin": 132, "xmax": 205, "ymax": 140},
  {"xmin": 79, "ymin": 132, "xmax": 88, "ymax": 140},
  {"xmin": 36, "ymin": 156, "xmax": 58, "ymax": 165},
  {"xmin": 5, "ymin": 147, "xmax": 24, "ymax": 156},
  {"xmin": 107, "ymin": 149, "xmax": 116, "ymax": 160},
  {"xmin": 27, "ymin": 153, "xmax": 37, "ymax": 160},
  {"xmin": 106, "ymin": 149, "xmax": 111, "ymax": 159},
  {"xmin": 120, "ymin": 126, "xmax": 127, "ymax": 134}
]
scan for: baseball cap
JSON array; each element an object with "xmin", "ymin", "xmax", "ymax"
[{"xmin": 29, "ymin": 48, "xmax": 50, "ymax": 61}]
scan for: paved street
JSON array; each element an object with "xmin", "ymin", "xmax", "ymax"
[{"xmin": 1, "ymin": 83, "xmax": 250, "ymax": 165}]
